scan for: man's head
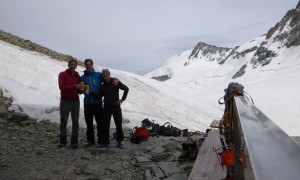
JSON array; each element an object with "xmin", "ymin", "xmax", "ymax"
[
  {"xmin": 102, "ymin": 69, "xmax": 111, "ymax": 82},
  {"xmin": 68, "ymin": 58, "xmax": 77, "ymax": 72},
  {"xmin": 84, "ymin": 59, "xmax": 94, "ymax": 72}
]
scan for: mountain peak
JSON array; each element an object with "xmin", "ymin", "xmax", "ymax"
[
  {"xmin": 147, "ymin": 1, "xmax": 300, "ymax": 81},
  {"xmin": 188, "ymin": 42, "xmax": 233, "ymax": 62}
]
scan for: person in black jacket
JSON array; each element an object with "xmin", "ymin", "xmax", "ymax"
[{"xmin": 99, "ymin": 69, "xmax": 129, "ymax": 149}]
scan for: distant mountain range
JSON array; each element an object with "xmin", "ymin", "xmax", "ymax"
[{"xmin": 146, "ymin": 1, "xmax": 300, "ymax": 81}]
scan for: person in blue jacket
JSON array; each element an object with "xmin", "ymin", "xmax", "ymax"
[{"xmin": 80, "ymin": 59, "xmax": 117, "ymax": 147}]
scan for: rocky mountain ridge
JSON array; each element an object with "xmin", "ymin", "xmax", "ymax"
[
  {"xmin": 187, "ymin": 42, "xmax": 233, "ymax": 65},
  {"xmin": 0, "ymin": 30, "xmax": 84, "ymax": 66},
  {"xmin": 149, "ymin": 1, "xmax": 300, "ymax": 81}
]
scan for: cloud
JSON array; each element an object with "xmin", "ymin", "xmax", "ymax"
[{"xmin": 0, "ymin": 0, "xmax": 298, "ymax": 75}]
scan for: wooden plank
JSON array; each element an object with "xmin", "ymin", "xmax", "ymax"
[{"xmin": 188, "ymin": 129, "xmax": 226, "ymax": 180}]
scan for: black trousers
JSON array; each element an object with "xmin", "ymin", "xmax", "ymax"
[
  {"xmin": 60, "ymin": 100, "xmax": 80, "ymax": 144},
  {"xmin": 84, "ymin": 103, "xmax": 102, "ymax": 144},
  {"xmin": 102, "ymin": 105, "xmax": 124, "ymax": 144}
]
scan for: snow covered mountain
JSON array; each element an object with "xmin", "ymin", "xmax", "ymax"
[
  {"xmin": 0, "ymin": 2, "xmax": 299, "ymax": 136},
  {"xmin": 146, "ymin": 2, "xmax": 300, "ymax": 80},
  {"xmin": 146, "ymin": 3, "xmax": 300, "ymax": 135}
]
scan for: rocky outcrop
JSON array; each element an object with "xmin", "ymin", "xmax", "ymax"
[
  {"xmin": 250, "ymin": 46, "xmax": 277, "ymax": 68},
  {"xmin": 266, "ymin": 2, "xmax": 300, "ymax": 48},
  {"xmin": 232, "ymin": 64, "xmax": 247, "ymax": 79},
  {"xmin": 237, "ymin": 46, "xmax": 258, "ymax": 59},
  {"xmin": 235, "ymin": 3, "xmax": 300, "ymax": 69},
  {"xmin": 247, "ymin": 3, "xmax": 300, "ymax": 69},
  {"xmin": 151, "ymin": 75, "xmax": 171, "ymax": 81},
  {"xmin": 188, "ymin": 42, "xmax": 233, "ymax": 63},
  {"xmin": 0, "ymin": 88, "xmax": 205, "ymax": 179},
  {"xmin": 0, "ymin": 30, "xmax": 84, "ymax": 66}
]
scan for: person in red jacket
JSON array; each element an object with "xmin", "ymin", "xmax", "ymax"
[{"xmin": 58, "ymin": 58, "xmax": 81, "ymax": 149}]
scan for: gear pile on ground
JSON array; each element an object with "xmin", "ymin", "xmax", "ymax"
[
  {"xmin": 1, "ymin": 89, "xmax": 299, "ymax": 179},
  {"xmin": 0, "ymin": 89, "xmax": 205, "ymax": 179}
]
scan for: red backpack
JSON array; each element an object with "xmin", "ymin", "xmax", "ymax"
[{"xmin": 131, "ymin": 127, "xmax": 149, "ymax": 144}]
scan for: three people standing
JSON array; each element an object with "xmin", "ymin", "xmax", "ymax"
[{"xmin": 58, "ymin": 58, "xmax": 128, "ymax": 149}]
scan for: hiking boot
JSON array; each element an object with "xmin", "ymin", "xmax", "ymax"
[
  {"xmin": 116, "ymin": 142, "xmax": 124, "ymax": 149},
  {"xmin": 179, "ymin": 149, "xmax": 190, "ymax": 159},
  {"xmin": 71, "ymin": 143, "xmax": 79, "ymax": 149},
  {"xmin": 221, "ymin": 174, "xmax": 234, "ymax": 180},
  {"xmin": 58, "ymin": 135, "xmax": 66, "ymax": 148},
  {"xmin": 179, "ymin": 143, "xmax": 190, "ymax": 159},
  {"xmin": 97, "ymin": 144, "xmax": 109, "ymax": 149},
  {"xmin": 70, "ymin": 135, "xmax": 79, "ymax": 149},
  {"xmin": 189, "ymin": 142, "xmax": 199, "ymax": 160},
  {"xmin": 84, "ymin": 142, "xmax": 95, "ymax": 148},
  {"xmin": 189, "ymin": 148, "xmax": 198, "ymax": 160},
  {"xmin": 58, "ymin": 143, "xmax": 66, "ymax": 148}
]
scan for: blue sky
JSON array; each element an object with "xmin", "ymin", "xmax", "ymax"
[{"xmin": 0, "ymin": 0, "xmax": 298, "ymax": 74}]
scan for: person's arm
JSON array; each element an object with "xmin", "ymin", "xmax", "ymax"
[
  {"xmin": 111, "ymin": 77, "xmax": 119, "ymax": 86},
  {"xmin": 117, "ymin": 81, "xmax": 129, "ymax": 105},
  {"xmin": 90, "ymin": 90, "xmax": 103, "ymax": 101}
]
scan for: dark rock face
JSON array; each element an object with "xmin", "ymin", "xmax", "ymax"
[
  {"xmin": 240, "ymin": 46, "xmax": 258, "ymax": 56},
  {"xmin": 266, "ymin": 3, "xmax": 300, "ymax": 48},
  {"xmin": 266, "ymin": 23, "xmax": 281, "ymax": 40},
  {"xmin": 151, "ymin": 74, "xmax": 171, "ymax": 81},
  {"xmin": 251, "ymin": 46, "xmax": 277, "ymax": 68},
  {"xmin": 247, "ymin": 3, "xmax": 300, "ymax": 69},
  {"xmin": 188, "ymin": 42, "xmax": 233, "ymax": 63},
  {"xmin": 218, "ymin": 46, "xmax": 239, "ymax": 65},
  {"xmin": 286, "ymin": 17, "xmax": 300, "ymax": 48},
  {"xmin": 232, "ymin": 64, "xmax": 247, "ymax": 79}
]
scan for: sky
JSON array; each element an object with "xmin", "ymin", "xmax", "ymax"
[{"xmin": 0, "ymin": 0, "xmax": 299, "ymax": 75}]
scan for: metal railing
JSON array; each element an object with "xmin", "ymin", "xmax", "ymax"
[{"xmin": 233, "ymin": 95, "xmax": 300, "ymax": 180}]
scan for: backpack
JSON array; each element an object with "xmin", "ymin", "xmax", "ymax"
[
  {"xmin": 140, "ymin": 118, "xmax": 161, "ymax": 136},
  {"xmin": 159, "ymin": 122, "xmax": 182, "ymax": 137},
  {"xmin": 220, "ymin": 149, "xmax": 234, "ymax": 167},
  {"xmin": 141, "ymin": 118, "xmax": 153, "ymax": 127},
  {"xmin": 170, "ymin": 126, "xmax": 182, "ymax": 137},
  {"xmin": 158, "ymin": 122, "xmax": 173, "ymax": 136},
  {"xmin": 182, "ymin": 129, "xmax": 189, "ymax": 137},
  {"xmin": 150, "ymin": 123, "xmax": 161, "ymax": 136},
  {"xmin": 130, "ymin": 127, "xmax": 149, "ymax": 144}
]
